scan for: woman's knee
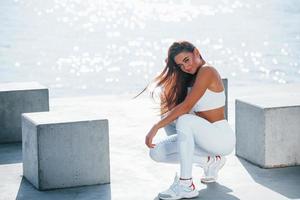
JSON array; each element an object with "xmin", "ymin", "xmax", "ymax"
[{"xmin": 149, "ymin": 147, "xmax": 165, "ymax": 162}]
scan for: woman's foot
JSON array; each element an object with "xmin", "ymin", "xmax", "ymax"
[
  {"xmin": 201, "ymin": 156, "xmax": 226, "ymax": 183},
  {"xmin": 158, "ymin": 174, "xmax": 199, "ymax": 200}
]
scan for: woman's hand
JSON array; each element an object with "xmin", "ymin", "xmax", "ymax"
[{"xmin": 145, "ymin": 125, "xmax": 159, "ymax": 148}]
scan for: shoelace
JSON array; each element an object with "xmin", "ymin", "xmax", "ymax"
[
  {"xmin": 170, "ymin": 182, "xmax": 180, "ymax": 195},
  {"xmin": 170, "ymin": 180, "xmax": 194, "ymax": 195}
]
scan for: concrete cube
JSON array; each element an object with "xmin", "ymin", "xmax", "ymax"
[
  {"xmin": 0, "ymin": 82, "xmax": 49, "ymax": 143},
  {"xmin": 236, "ymin": 94, "xmax": 300, "ymax": 168},
  {"xmin": 22, "ymin": 111, "xmax": 110, "ymax": 190},
  {"xmin": 222, "ymin": 78, "xmax": 228, "ymax": 120}
]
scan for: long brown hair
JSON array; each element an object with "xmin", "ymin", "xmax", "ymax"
[{"xmin": 134, "ymin": 41, "xmax": 201, "ymax": 115}]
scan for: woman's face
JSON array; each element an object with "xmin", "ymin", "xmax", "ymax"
[{"xmin": 174, "ymin": 49, "xmax": 203, "ymax": 74}]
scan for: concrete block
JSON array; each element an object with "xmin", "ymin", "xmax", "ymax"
[
  {"xmin": 236, "ymin": 93, "xmax": 300, "ymax": 168},
  {"xmin": 22, "ymin": 111, "xmax": 110, "ymax": 190},
  {"xmin": 0, "ymin": 82, "xmax": 49, "ymax": 143},
  {"xmin": 222, "ymin": 78, "xmax": 228, "ymax": 120}
]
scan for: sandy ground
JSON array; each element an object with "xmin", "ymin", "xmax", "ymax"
[{"xmin": 1, "ymin": 83, "xmax": 300, "ymax": 200}]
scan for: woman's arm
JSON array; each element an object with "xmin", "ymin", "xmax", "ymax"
[
  {"xmin": 145, "ymin": 67, "xmax": 214, "ymax": 148},
  {"xmin": 154, "ymin": 67, "xmax": 214, "ymax": 130}
]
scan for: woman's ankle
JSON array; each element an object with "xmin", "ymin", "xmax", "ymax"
[{"xmin": 180, "ymin": 177, "xmax": 192, "ymax": 180}]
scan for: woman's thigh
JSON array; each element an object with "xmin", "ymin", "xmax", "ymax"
[
  {"xmin": 150, "ymin": 133, "xmax": 211, "ymax": 162},
  {"xmin": 176, "ymin": 114, "xmax": 234, "ymax": 156}
]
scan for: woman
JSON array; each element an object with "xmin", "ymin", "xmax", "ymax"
[{"xmin": 139, "ymin": 41, "xmax": 235, "ymax": 200}]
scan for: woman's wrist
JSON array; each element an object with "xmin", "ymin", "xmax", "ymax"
[{"xmin": 153, "ymin": 123, "xmax": 160, "ymax": 130}]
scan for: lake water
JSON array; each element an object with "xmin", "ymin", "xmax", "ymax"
[{"xmin": 1, "ymin": 0, "xmax": 299, "ymax": 97}]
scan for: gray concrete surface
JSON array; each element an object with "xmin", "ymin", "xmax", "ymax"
[
  {"xmin": 236, "ymin": 94, "xmax": 300, "ymax": 168},
  {"xmin": 22, "ymin": 111, "xmax": 110, "ymax": 190},
  {"xmin": 0, "ymin": 84, "xmax": 300, "ymax": 199},
  {"xmin": 0, "ymin": 82, "xmax": 49, "ymax": 143}
]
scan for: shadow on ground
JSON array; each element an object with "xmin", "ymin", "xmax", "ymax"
[
  {"xmin": 153, "ymin": 182, "xmax": 239, "ymax": 200},
  {"xmin": 197, "ymin": 182, "xmax": 240, "ymax": 200},
  {"xmin": 238, "ymin": 156, "xmax": 300, "ymax": 199},
  {"xmin": 16, "ymin": 178, "xmax": 111, "ymax": 200},
  {"xmin": 0, "ymin": 143, "xmax": 22, "ymax": 164}
]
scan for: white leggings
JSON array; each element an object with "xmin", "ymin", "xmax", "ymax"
[{"xmin": 149, "ymin": 114, "xmax": 235, "ymax": 179}]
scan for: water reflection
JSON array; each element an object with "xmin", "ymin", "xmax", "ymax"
[{"xmin": 0, "ymin": 0, "xmax": 299, "ymax": 96}]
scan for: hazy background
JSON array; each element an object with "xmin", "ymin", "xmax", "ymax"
[{"xmin": 1, "ymin": 0, "xmax": 300, "ymax": 97}]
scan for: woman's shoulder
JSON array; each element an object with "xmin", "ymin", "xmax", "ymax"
[
  {"xmin": 198, "ymin": 64, "xmax": 223, "ymax": 90},
  {"xmin": 197, "ymin": 64, "xmax": 219, "ymax": 77},
  {"xmin": 199, "ymin": 64, "xmax": 218, "ymax": 73}
]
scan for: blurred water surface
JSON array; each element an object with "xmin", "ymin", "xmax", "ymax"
[{"xmin": 0, "ymin": 0, "xmax": 299, "ymax": 97}]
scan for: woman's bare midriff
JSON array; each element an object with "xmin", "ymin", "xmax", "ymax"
[{"xmin": 194, "ymin": 106, "xmax": 225, "ymax": 123}]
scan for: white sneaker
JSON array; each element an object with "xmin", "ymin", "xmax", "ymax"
[
  {"xmin": 158, "ymin": 173, "xmax": 199, "ymax": 200},
  {"xmin": 201, "ymin": 156, "xmax": 226, "ymax": 183}
]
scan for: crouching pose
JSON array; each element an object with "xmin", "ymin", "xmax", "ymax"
[{"xmin": 142, "ymin": 41, "xmax": 235, "ymax": 200}]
